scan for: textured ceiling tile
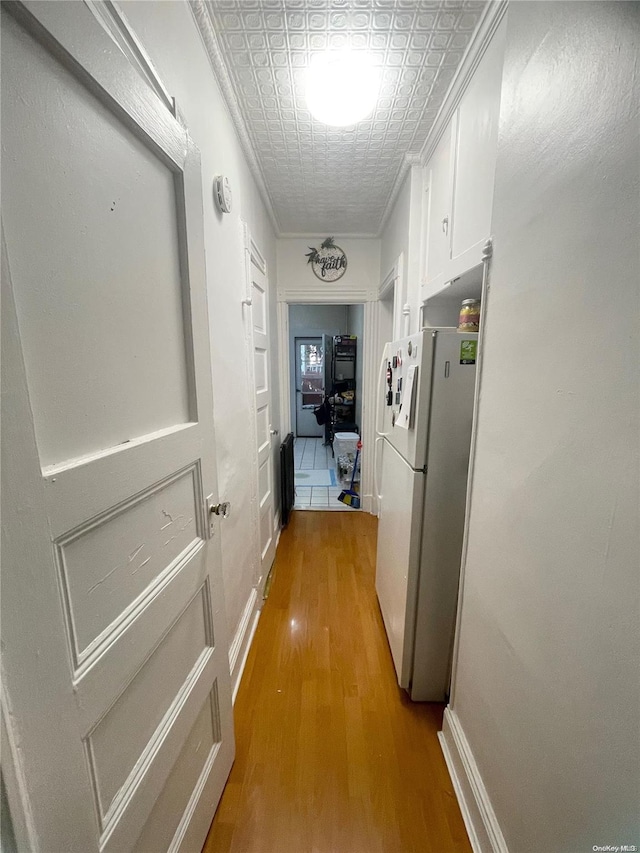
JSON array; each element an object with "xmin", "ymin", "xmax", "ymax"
[
  {"xmin": 459, "ymin": 11, "xmax": 480, "ymax": 28},
  {"xmin": 389, "ymin": 31, "xmax": 409, "ymax": 48},
  {"xmin": 266, "ymin": 32, "xmax": 286, "ymax": 49},
  {"xmin": 372, "ymin": 11, "xmax": 393, "ymax": 29},
  {"xmin": 350, "ymin": 32, "xmax": 368, "ymax": 48},
  {"xmin": 219, "ymin": 12, "xmax": 242, "ymax": 29},
  {"xmin": 393, "ymin": 11, "xmax": 416, "ymax": 29},
  {"xmin": 289, "ymin": 32, "xmax": 307, "ymax": 49},
  {"xmin": 286, "ymin": 11, "xmax": 306, "ymax": 29},
  {"xmin": 416, "ymin": 12, "xmax": 437, "ymax": 28},
  {"xmin": 437, "ymin": 10, "xmax": 458, "ymax": 28},
  {"xmin": 205, "ymin": 0, "xmax": 486, "ymax": 233},
  {"xmin": 327, "ymin": 32, "xmax": 350, "ymax": 48},
  {"xmin": 370, "ymin": 31, "xmax": 389, "ymax": 48},
  {"xmin": 431, "ymin": 31, "xmax": 452, "ymax": 47},
  {"xmin": 351, "ymin": 10, "xmax": 372, "ymax": 28},
  {"xmin": 263, "ymin": 11, "xmax": 284, "ymax": 27},
  {"xmin": 309, "ymin": 32, "xmax": 329, "ymax": 48}
]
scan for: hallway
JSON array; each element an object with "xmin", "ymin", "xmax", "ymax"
[{"xmin": 203, "ymin": 511, "xmax": 471, "ymax": 853}]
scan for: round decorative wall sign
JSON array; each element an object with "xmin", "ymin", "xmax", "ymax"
[{"xmin": 305, "ymin": 237, "xmax": 347, "ymax": 282}]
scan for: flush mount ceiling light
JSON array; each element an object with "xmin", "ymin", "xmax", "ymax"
[{"xmin": 305, "ymin": 50, "xmax": 380, "ymax": 127}]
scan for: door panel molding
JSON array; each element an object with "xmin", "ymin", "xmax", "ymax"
[
  {"xmin": 4, "ymin": 1, "xmax": 186, "ymax": 168},
  {"xmin": 84, "ymin": 0, "xmax": 174, "ymax": 112},
  {"xmin": 55, "ymin": 461, "xmax": 204, "ymax": 673}
]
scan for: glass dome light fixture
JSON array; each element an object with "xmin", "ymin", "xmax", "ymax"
[{"xmin": 305, "ymin": 50, "xmax": 380, "ymax": 127}]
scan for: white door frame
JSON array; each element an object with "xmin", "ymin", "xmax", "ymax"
[
  {"xmin": 370, "ymin": 254, "xmax": 406, "ymax": 517},
  {"xmin": 242, "ymin": 223, "xmax": 269, "ymax": 589},
  {"xmin": 379, "ymin": 252, "xmax": 405, "ymax": 342},
  {"xmin": 293, "ymin": 335, "xmax": 324, "ymax": 438},
  {"xmin": 233, "ymin": 226, "xmax": 276, "ymax": 703},
  {"xmin": 276, "ymin": 294, "xmax": 378, "ymax": 515}
]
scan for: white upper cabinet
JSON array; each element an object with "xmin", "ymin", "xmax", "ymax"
[
  {"xmin": 424, "ymin": 122, "xmax": 453, "ymax": 296},
  {"xmin": 449, "ymin": 19, "xmax": 506, "ymax": 275},
  {"xmin": 422, "ymin": 17, "xmax": 506, "ymax": 302}
]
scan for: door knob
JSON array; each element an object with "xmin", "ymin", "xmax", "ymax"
[
  {"xmin": 210, "ymin": 501, "xmax": 231, "ymax": 518},
  {"xmin": 270, "ymin": 428, "xmax": 279, "ymax": 436}
]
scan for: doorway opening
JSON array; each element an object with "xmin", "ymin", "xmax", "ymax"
[
  {"xmin": 294, "ymin": 336, "xmax": 328, "ymax": 438},
  {"xmin": 288, "ymin": 304, "xmax": 364, "ymax": 511}
]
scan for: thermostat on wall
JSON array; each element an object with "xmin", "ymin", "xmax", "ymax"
[{"xmin": 214, "ymin": 175, "xmax": 232, "ymax": 213}]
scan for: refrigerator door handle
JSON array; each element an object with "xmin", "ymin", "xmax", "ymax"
[
  {"xmin": 375, "ymin": 351, "xmax": 390, "ymax": 438},
  {"xmin": 374, "ymin": 436, "xmax": 385, "ymax": 504}
]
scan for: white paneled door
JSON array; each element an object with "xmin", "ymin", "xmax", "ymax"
[
  {"xmin": 1, "ymin": 4, "xmax": 234, "ymax": 852},
  {"xmin": 247, "ymin": 241, "xmax": 277, "ymax": 582}
]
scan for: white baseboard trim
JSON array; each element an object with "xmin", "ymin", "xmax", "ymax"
[
  {"xmin": 439, "ymin": 707, "xmax": 508, "ymax": 853},
  {"xmin": 228, "ymin": 588, "xmax": 261, "ymax": 703},
  {"xmin": 231, "ymin": 610, "xmax": 260, "ymax": 705}
]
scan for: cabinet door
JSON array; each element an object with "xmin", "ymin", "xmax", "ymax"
[
  {"xmin": 449, "ymin": 18, "xmax": 506, "ymax": 277},
  {"xmin": 424, "ymin": 121, "xmax": 454, "ymax": 298}
]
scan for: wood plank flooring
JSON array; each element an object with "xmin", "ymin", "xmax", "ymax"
[{"xmin": 203, "ymin": 511, "xmax": 472, "ymax": 853}]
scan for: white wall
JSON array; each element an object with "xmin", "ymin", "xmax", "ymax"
[
  {"xmin": 289, "ymin": 304, "xmax": 349, "ymax": 333},
  {"xmin": 447, "ymin": 3, "xmax": 640, "ymax": 851},
  {"xmin": 380, "ymin": 171, "xmax": 411, "ymax": 299},
  {"xmin": 123, "ymin": 2, "xmax": 279, "ymax": 645},
  {"xmin": 276, "ymin": 237, "xmax": 380, "ymax": 304}
]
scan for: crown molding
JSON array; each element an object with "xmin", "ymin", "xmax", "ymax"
[
  {"xmin": 376, "ymin": 151, "xmax": 422, "ymax": 237},
  {"xmin": 419, "ymin": 0, "xmax": 508, "ymax": 168},
  {"xmin": 189, "ymin": 0, "xmax": 281, "ymax": 235},
  {"xmin": 375, "ymin": 157, "xmax": 411, "ymax": 238}
]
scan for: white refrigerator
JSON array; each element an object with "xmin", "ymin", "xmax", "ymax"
[{"xmin": 374, "ymin": 328, "xmax": 478, "ymax": 701}]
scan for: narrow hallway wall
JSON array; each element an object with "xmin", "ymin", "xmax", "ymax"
[
  {"xmin": 123, "ymin": 2, "xmax": 280, "ymax": 651},
  {"xmin": 447, "ymin": 3, "xmax": 640, "ymax": 850}
]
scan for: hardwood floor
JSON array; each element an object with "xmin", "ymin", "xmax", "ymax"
[{"xmin": 203, "ymin": 511, "xmax": 472, "ymax": 853}]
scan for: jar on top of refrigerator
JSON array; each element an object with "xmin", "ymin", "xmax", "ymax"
[{"xmin": 458, "ymin": 299, "xmax": 480, "ymax": 332}]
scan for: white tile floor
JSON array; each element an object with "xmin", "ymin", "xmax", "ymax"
[{"xmin": 293, "ymin": 437, "xmax": 359, "ymax": 512}]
